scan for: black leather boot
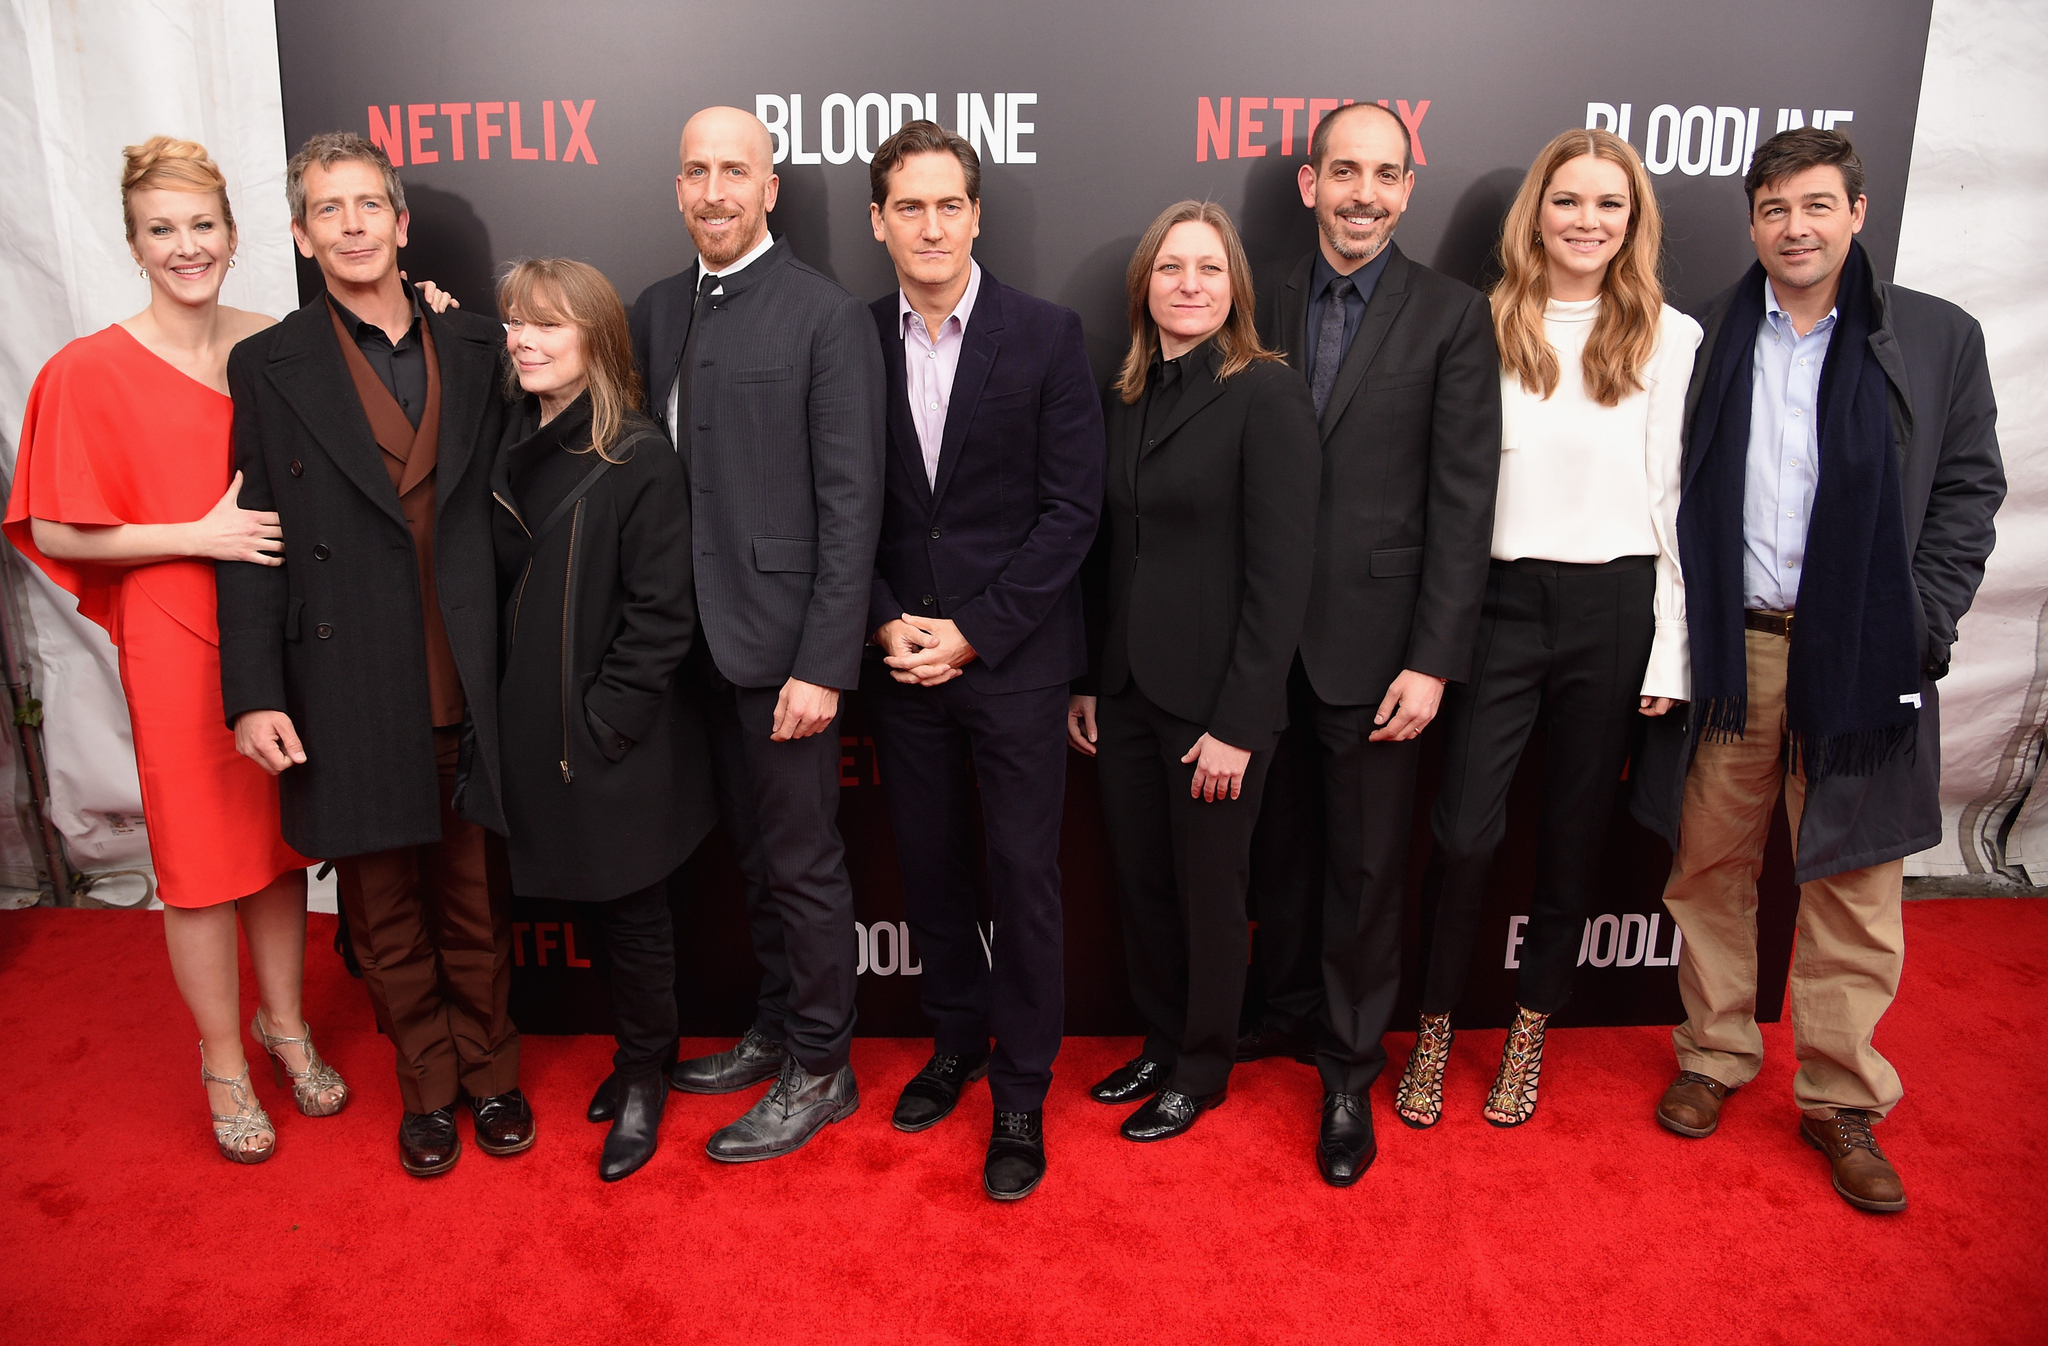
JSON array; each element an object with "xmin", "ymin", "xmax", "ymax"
[
  {"xmin": 588, "ymin": 1072, "xmax": 619, "ymax": 1123},
  {"xmin": 599, "ymin": 1071, "xmax": 668, "ymax": 1182}
]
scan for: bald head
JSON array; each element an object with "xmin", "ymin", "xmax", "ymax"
[{"xmin": 676, "ymin": 106, "xmax": 778, "ymax": 266}]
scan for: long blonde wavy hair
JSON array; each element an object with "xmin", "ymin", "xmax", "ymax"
[{"xmin": 1491, "ymin": 129, "xmax": 1664, "ymax": 407}]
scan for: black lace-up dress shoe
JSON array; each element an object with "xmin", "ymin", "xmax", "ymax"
[
  {"xmin": 893, "ymin": 1049, "xmax": 992, "ymax": 1132},
  {"xmin": 471, "ymin": 1089, "xmax": 535, "ymax": 1156},
  {"xmin": 1316, "ymin": 1091, "xmax": 1375, "ymax": 1186},
  {"xmin": 399, "ymin": 1106, "xmax": 461, "ymax": 1177},
  {"xmin": 985, "ymin": 1109, "xmax": 1047, "ymax": 1201},
  {"xmin": 671, "ymin": 1026, "xmax": 787, "ymax": 1095},
  {"xmin": 705, "ymin": 1058, "xmax": 860, "ymax": 1162},
  {"xmin": 1120, "ymin": 1086, "xmax": 1226, "ymax": 1142},
  {"xmin": 1088, "ymin": 1055, "xmax": 1168, "ymax": 1105}
]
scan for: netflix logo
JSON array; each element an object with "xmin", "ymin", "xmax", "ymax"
[
  {"xmin": 365, "ymin": 99, "xmax": 599, "ymax": 168},
  {"xmin": 1194, "ymin": 95, "xmax": 1432, "ymax": 164},
  {"xmin": 512, "ymin": 919, "xmax": 594, "ymax": 968}
]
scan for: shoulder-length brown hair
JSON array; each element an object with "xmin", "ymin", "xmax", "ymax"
[
  {"xmin": 1115, "ymin": 200, "xmax": 1280, "ymax": 404},
  {"xmin": 1491, "ymin": 128, "xmax": 1665, "ymax": 407},
  {"xmin": 496, "ymin": 258, "xmax": 645, "ymax": 462}
]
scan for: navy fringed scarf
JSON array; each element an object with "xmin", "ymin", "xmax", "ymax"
[{"xmin": 1678, "ymin": 241, "xmax": 1920, "ymax": 782}]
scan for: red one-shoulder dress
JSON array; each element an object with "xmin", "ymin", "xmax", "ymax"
[{"xmin": 4, "ymin": 324, "xmax": 309, "ymax": 907}]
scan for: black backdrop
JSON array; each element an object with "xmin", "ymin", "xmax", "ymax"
[{"xmin": 273, "ymin": 0, "xmax": 1933, "ymax": 1034}]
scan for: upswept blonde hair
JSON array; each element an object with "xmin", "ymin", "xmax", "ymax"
[
  {"xmin": 1492, "ymin": 128, "xmax": 1664, "ymax": 407},
  {"xmin": 496, "ymin": 258, "xmax": 646, "ymax": 463},
  {"xmin": 1115, "ymin": 200, "xmax": 1280, "ymax": 404},
  {"xmin": 121, "ymin": 135, "xmax": 234, "ymax": 242}
]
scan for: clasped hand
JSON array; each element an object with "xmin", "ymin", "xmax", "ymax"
[{"xmin": 875, "ymin": 615, "xmax": 977, "ymax": 686}]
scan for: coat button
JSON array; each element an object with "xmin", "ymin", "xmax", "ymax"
[
  {"xmin": 314, "ymin": 623, "xmax": 334, "ymax": 639},
  {"xmin": 312, "ymin": 544, "xmax": 331, "ymax": 560},
  {"xmin": 929, "ymin": 528, "xmax": 942, "ymax": 539},
  {"xmin": 289, "ymin": 459, "xmax": 304, "ymax": 477},
  {"xmin": 921, "ymin": 595, "xmax": 935, "ymax": 606}
]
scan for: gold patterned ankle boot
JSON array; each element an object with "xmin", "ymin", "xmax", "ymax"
[
  {"xmin": 1394, "ymin": 1012, "xmax": 1453, "ymax": 1129},
  {"xmin": 1484, "ymin": 1005, "xmax": 1550, "ymax": 1127}
]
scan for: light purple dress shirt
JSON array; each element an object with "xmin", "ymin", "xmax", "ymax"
[
  {"xmin": 1742, "ymin": 278, "xmax": 1834, "ymax": 612},
  {"xmin": 899, "ymin": 261, "xmax": 983, "ymax": 487}
]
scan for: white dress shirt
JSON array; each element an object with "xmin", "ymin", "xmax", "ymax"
[
  {"xmin": 898, "ymin": 261, "xmax": 983, "ymax": 486},
  {"xmin": 1492, "ymin": 297, "xmax": 1703, "ymax": 700},
  {"xmin": 665, "ymin": 229, "xmax": 778, "ymax": 442}
]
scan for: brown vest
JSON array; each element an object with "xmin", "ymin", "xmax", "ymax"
[{"xmin": 328, "ymin": 300, "xmax": 467, "ymax": 727}]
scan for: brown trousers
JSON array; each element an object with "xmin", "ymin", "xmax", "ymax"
[
  {"xmin": 1661, "ymin": 626, "xmax": 1905, "ymax": 1120},
  {"xmin": 335, "ymin": 728, "xmax": 518, "ymax": 1113}
]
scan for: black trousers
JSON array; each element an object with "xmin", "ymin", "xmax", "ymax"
[
  {"xmin": 698, "ymin": 673, "xmax": 857, "ymax": 1076},
  {"xmin": 867, "ymin": 670, "xmax": 1068, "ymax": 1111},
  {"xmin": 1245, "ymin": 666, "xmax": 1330, "ymax": 1038},
  {"xmin": 1418, "ymin": 557, "xmax": 1656, "ymax": 1015},
  {"xmin": 590, "ymin": 879, "xmax": 677, "ymax": 1076},
  {"xmin": 1095, "ymin": 683, "xmax": 1275, "ymax": 1097},
  {"xmin": 1252, "ymin": 657, "xmax": 1423, "ymax": 1096}
]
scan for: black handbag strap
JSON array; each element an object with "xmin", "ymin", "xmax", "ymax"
[{"xmin": 517, "ymin": 457, "xmax": 614, "ymax": 567}]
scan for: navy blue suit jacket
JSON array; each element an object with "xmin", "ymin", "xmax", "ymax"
[{"xmin": 867, "ymin": 272, "xmax": 1105, "ymax": 693}]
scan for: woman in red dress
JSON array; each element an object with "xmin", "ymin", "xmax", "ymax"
[{"xmin": 4, "ymin": 137, "xmax": 349, "ymax": 1163}]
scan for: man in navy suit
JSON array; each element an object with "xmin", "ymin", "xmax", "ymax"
[{"xmin": 862, "ymin": 121, "xmax": 1104, "ymax": 1201}]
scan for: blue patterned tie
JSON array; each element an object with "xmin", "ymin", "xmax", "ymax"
[{"xmin": 1311, "ymin": 275, "xmax": 1355, "ymax": 418}]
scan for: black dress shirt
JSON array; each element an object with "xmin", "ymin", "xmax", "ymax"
[
  {"xmin": 329, "ymin": 284, "xmax": 427, "ymax": 429},
  {"xmin": 1302, "ymin": 245, "xmax": 1392, "ymax": 390},
  {"xmin": 1141, "ymin": 342, "xmax": 1205, "ymax": 449}
]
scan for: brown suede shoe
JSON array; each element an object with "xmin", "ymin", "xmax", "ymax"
[
  {"xmin": 1656, "ymin": 1070, "xmax": 1733, "ymax": 1138},
  {"xmin": 1801, "ymin": 1110, "xmax": 1907, "ymax": 1213}
]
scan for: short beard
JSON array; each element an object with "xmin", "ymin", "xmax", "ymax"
[
  {"xmin": 1320, "ymin": 208, "xmax": 1391, "ymax": 263},
  {"xmin": 690, "ymin": 212, "xmax": 766, "ymax": 268}
]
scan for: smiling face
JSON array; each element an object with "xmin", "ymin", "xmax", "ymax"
[
  {"xmin": 1299, "ymin": 106, "xmax": 1415, "ymax": 270},
  {"xmin": 677, "ymin": 107, "xmax": 778, "ymax": 268},
  {"xmin": 128, "ymin": 187, "xmax": 235, "ymax": 305},
  {"xmin": 290, "ymin": 157, "xmax": 407, "ymax": 288},
  {"xmin": 871, "ymin": 149, "xmax": 980, "ymax": 293},
  {"xmin": 505, "ymin": 293, "xmax": 589, "ymax": 406},
  {"xmin": 1749, "ymin": 162, "xmax": 1866, "ymax": 296},
  {"xmin": 1539, "ymin": 153, "xmax": 1633, "ymax": 300},
  {"xmin": 1148, "ymin": 219, "xmax": 1233, "ymax": 356}
]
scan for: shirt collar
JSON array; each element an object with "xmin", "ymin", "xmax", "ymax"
[
  {"xmin": 1310, "ymin": 245, "xmax": 1390, "ymax": 302},
  {"xmin": 1762, "ymin": 276, "xmax": 1836, "ymax": 337},
  {"xmin": 899, "ymin": 260, "xmax": 983, "ymax": 339},
  {"xmin": 698, "ymin": 230, "xmax": 776, "ymax": 282},
  {"xmin": 328, "ymin": 280, "xmax": 421, "ymax": 345}
]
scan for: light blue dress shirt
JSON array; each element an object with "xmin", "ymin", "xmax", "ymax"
[{"xmin": 1742, "ymin": 278, "xmax": 1835, "ymax": 611}]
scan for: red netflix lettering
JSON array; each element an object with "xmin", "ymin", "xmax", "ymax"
[
  {"xmin": 1195, "ymin": 95, "xmax": 1429, "ymax": 162},
  {"xmin": 511, "ymin": 921, "xmax": 529, "ymax": 967},
  {"xmin": 368, "ymin": 105, "xmax": 404, "ymax": 165},
  {"xmin": 544, "ymin": 99, "xmax": 558, "ymax": 161},
  {"xmin": 1237, "ymin": 97, "xmax": 1268, "ymax": 158},
  {"xmin": 1307, "ymin": 98, "xmax": 1340, "ymax": 139},
  {"xmin": 1197, "ymin": 96, "xmax": 1230, "ymax": 161},
  {"xmin": 560, "ymin": 99, "xmax": 598, "ymax": 165},
  {"xmin": 563, "ymin": 922, "xmax": 591, "ymax": 968},
  {"xmin": 533, "ymin": 921, "xmax": 559, "ymax": 967},
  {"xmin": 1396, "ymin": 98, "xmax": 1430, "ymax": 165},
  {"xmin": 475, "ymin": 101, "xmax": 504, "ymax": 159},
  {"xmin": 508, "ymin": 101, "xmax": 540, "ymax": 159},
  {"xmin": 440, "ymin": 102, "xmax": 471, "ymax": 160},
  {"xmin": 407, "ymin": 103, "xmax": 439, "ymax": 164},
  {"xmin": 1272, "ymin": 98, "xmax": 1305, "ymax": 155}
]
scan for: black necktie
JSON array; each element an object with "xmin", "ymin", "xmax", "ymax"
[
  {"xmin": 1311, "ymin": 275, "xmax": 1355, "ymax": 418},
  {"xmin": 672, "ymin": 269, "xmax": 722, "ymax": 444}
]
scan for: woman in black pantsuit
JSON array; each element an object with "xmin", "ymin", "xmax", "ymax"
[
  {"xmin": 1397, "ymin": 130, "xmax": 1701, "ymax": 1129},
  {"xmin": 490, "ymin": 258, "xmax": 716, "ymax": 1181},
  {"xmin": 1068, "ymin": 201, "xmax": 1320, "ymax": 1144}
]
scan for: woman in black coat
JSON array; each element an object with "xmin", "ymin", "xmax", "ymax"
[
  {"xmin": 491, "ymin": 258, "xmax": 715, "ymax": 1182},
  {"xmin": 1067, "ymin": 201, "xmax": 1320, "ymax": 1145}
]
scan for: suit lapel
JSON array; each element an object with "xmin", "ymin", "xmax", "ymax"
[
  {"xmin": 929, "ymin": 277, "xmax": 1006, "ymax": 511},
  {"xmin": 1318, "ymin": 245, "xmax": 1409, "ymax": 442},
  {"xmin": 877, "ymin": 310, "xmax": 928, "ymax": 504},
  {"xmin": 264, "ymin": 301, "xmax": 406, "ymax": 528},
  {"xmin": 1278, "ymin": 253, "xmax": 1313, "ymax": 365},
  {"xmin": 429, "ymin": 310, "xmax": 494, "ymax": 513}
]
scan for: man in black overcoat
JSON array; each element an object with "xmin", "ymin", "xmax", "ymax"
[
  {"xmin": 1250, "ymin": 103, "xmax": 1503, "ymax": 1186},
  {"xmin": 218, "ymin": 133, "xmax": 529, "ymax": 1177},
  {"xmin": 628, "ymin": 106, "xmax": 885, "ymax": 1162}
]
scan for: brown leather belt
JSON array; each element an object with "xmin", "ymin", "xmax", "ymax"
[{"xmin": 1745, "ymin": 609, "xmax": 1795, "ymax": 637}]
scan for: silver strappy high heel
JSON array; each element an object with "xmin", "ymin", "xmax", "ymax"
[
  {"xmin": 251, "ymin": 1009, "xmax": 350, "ymax": 1117},
  {"xmin": 201, "ymin": 1048, "xmax": 275, "ymax": 1163}
]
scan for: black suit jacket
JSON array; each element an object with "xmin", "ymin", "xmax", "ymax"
[
  {"xmin": 1258, "ymin": 243, "xmax": 1502, "ymax": 702},
  {"xmin": 217, "ymin": 297, "xmax": 508, "ymax": 857},
  {"xmin": 629, "ymin": 239, "xmax": 885, "ymax": 690},
  {"xmin": 1089, "ymin": 348, "xmax": 1321, "ymax": 751},
  {"xmin": 866, "ymin": 272, "xmax": 1104, "ymax": 693}
]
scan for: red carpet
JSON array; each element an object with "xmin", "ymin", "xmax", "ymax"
[{"xmin": 1, "ymin": 899, "xmax": 2044, "ymax": 1344}]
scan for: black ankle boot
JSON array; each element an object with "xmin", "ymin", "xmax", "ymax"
[{"xmin": 599, "ymin": 1071, "xmax": 667, "ymax": 1182}]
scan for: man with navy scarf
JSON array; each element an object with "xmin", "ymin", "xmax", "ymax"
[{"xmin": 1634, "ymin": 129, "xmax": 2003, "ymax": 1213}]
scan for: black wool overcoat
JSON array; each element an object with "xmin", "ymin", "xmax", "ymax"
[{"xmin": 490, "ymin": 398, "xmax": 716, "ymax": 902}]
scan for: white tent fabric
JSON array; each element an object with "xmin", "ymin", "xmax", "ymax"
[
  {"xmin": 0, "ymin": 0, "xmax": 2040, "ymax": 909},
  {"xmin": 1895, "ymin": 0, "xmax": 2048, "ymax": 881}
]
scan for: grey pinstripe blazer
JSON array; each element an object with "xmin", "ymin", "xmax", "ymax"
[{"xmin": 629, "ymin": 239, "xmax": 886, "ymax": 690}]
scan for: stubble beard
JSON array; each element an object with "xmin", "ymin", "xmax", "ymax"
[
  {"xmin": 690, "ymin": 207, "xmax": 765, "ymax": 269},
  {"xmin": 1320, "ymin": 204, "xmax": 1392, "ymax": 264}
]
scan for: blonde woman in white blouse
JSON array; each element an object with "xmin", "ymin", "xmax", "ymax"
[{"xmin": 1395, "ymin": 129, "xmax": 1701, "ymax": 1129}]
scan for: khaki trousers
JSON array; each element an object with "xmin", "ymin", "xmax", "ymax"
[{"xmin": 1661, "ymin": 627, "xmax": 1905, "ymax": 1119}]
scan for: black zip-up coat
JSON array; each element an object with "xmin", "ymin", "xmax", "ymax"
[{"xmin": 490, "ymin": 397, "xmax": 715, "ymax": 901}]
